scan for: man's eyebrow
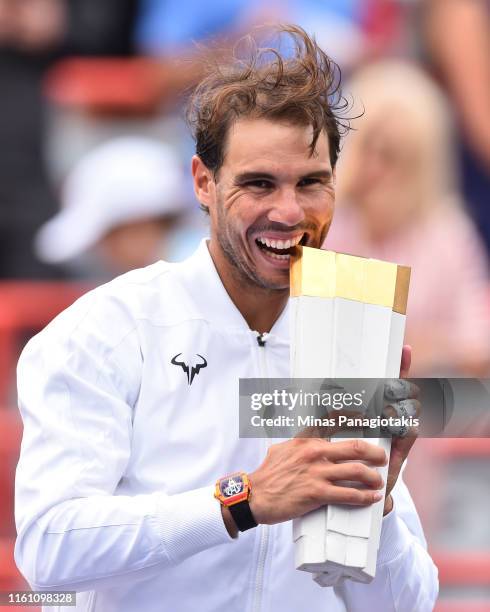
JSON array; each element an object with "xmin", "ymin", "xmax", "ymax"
[
  {"xmin": 234, "ymin": 169, "xmax": 333, "ymax": 183},
  {"xmin": 234, "ymin": 171, "xmax": 277, "ymax": 183},
  {"xmin": 300, "ymin": 170, "xmax": 333, "ymax": 180}
]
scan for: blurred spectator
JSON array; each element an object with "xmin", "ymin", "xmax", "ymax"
[
  {"xmin": 325, "ymin": 60, "xmax": 490, "ymax": 376},
  {"xmin": 423, "ymin": 0, "xmax": 490, "ymax": 252},
  {"xmin": 34, "ymin": 137, "xmax": 203, "ymax": 279},
  {"xmin": 424, "ymin": 0, "xmax": 490, "ymax": 171},
  {"xmin": 0, "ymin": 0, "xmax": 66, "ymax": 51},
  {"xmin": 0, "ymin": 0, "xmax": 139, "ymax": 278}
]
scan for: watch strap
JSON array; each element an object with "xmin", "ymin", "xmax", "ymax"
[{"xmin": 228, "ymin": 499, "xmax": 258, "ymax": 532}]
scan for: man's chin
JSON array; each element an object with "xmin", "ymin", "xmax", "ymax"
[
  {"xmin": 251, "ymin": 268, "xmax": 290, "ymax": 292},
  {"xmin": 249, "ymin": 255, "xmax": 292, "ymax": 291},
  {"xmin": 222, "ymin": 239, "xmax": 291, "ymax": 291}
]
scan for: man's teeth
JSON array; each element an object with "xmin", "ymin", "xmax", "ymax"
[
  {"xmin": 256, "ymin": 234, "xmax": 303, "ymax": 250},
  {"xmin": 268, "ymin": 252, "xmax": 290, "ymax": 260}
]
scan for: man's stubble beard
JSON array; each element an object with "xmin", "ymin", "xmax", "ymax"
[{"xmin": 215, "ymin": 198, "xmax": 288, "ymax": 293}]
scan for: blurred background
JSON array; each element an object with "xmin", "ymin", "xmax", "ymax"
[{"xmin": 0, "ymin": 0, "xmax": 489, "ymax": 610}]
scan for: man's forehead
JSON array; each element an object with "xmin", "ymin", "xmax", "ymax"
[{"xmin": 222, "ymin": 117, "xmax": 332, "ymax": 173}]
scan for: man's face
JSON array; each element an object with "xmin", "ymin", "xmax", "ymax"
[{"xmin": 195, "ymin": 118, "xmax": 335, "ymax": 291}]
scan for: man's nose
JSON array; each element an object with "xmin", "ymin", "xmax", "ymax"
[{"xmin": 267, "ymin": 188, "xmax": 305, "ymax": 227}]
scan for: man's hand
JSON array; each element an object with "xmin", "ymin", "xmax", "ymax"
[
  {"xmin": 242, "ymin": 346, "xmax": 418, "ymax": 528},
  {"xmin": 383, "ymin": 345, "xmax": 420, "ymax": 514},
  {"xmin": 248, "ymin": 438, "xmax": 388, "ymax": 525}
]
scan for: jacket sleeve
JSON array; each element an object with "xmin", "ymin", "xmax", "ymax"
[
  {"xmin": 336, "ymin": 472, "xmax": 439, "ymax": 612},
  {"xmin": 14, "ymin": 290, "xmax": 232, "ymax": 593}
]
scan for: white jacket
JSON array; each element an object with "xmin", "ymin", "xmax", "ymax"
[{"xmin": 15, "ymin": 240, "xmax": 438, "ymax": 612}]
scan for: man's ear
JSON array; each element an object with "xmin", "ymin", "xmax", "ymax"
[{"xmin": 192, "ymin": 155, "xmax": 215, "ymax": 210}]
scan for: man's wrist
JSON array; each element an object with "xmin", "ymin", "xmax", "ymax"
[
  {"xmin": 215, "ymin": 472, "xmax": 257, "ymax": 533},
  {"xmin": 383, "ymin": 493, "xmax": 394, "ymax": 516},
  {"xmin": 221, "ymin": 505, "xmax": 239, "ymax": 538}
]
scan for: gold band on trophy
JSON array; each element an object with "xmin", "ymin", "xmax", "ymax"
[{"xmin": 290, "ymin": 246, "xmax": 410, "ymax": 314}]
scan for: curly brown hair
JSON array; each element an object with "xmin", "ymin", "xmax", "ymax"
[{"xmin": 186, "ymin": 24, "xmax": 349, "ymax": 189}]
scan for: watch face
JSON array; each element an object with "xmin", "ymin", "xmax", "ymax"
[
  {"xmin": 221, "ymin": 475, "xmax": 244, "ymax": 498},
  {"xmin": 216, "ymin": 472, "xmax": 250, "ymax": 506}
]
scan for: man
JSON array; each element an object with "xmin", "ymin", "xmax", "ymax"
[{"xmin": 15, "ymin": 25, "xmax": 438, "ymax": 611}]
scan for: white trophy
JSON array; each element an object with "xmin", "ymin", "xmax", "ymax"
[{"xmin": 290, "ymin": 247, "xmax": 410, "ymax": 586}]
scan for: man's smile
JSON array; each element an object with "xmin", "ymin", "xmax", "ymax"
[{"xmin": 251, "ymin": 231, "xmax": 308, "ymax": 268}]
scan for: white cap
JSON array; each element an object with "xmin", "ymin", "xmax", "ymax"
[{"xmin": 35, "ymin": 137, "xmax": 185, "ymax": 263}]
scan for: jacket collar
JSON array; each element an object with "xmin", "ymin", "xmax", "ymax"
[{"xmin": 177, "ymin": 239, "xmax": 289, "ymax": 342}]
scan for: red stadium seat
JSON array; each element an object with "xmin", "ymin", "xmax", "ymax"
[
  {"xmin": 0, "ymin": 282, "xmax": 92, "ymax": 406},
  {"xmin": 435, "ymin": 605, "xmax": 490, "ymax": 612},
  {"xmin": 407, "ymin": 439, "xmax": 490, "ymax": 611},
  {"xmin": 0, "ymin": 411, "xmax": 22, "ymax": 537},
  {"xmin": 44, "ymin": 58, "xmax": 166, "ymax": 114},
  {"xmin": 0, "ymin": 283, "xmax": 90, "ymax": 612},
  {"xmin": 0, "ymin": 537, "xmax": 38, "ymax": 612},
  {"xmin": 0, "ymin": 537, "xmax": 22, "ymax": 589}
]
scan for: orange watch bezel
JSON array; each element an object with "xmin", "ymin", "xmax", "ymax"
[{"xmin": 214, "ymin": 472, "xmax": 251, "ymax": 507}]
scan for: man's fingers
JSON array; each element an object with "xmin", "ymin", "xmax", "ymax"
[
  {"xmin": 324, "ymin": 461, "xmax": 384, "ymax": 489},
  {"xmin": 321, "ymin": 484, "xmax": 384, "ymax": 506},
  {"xmin": 323, "ymin": 439, "xmax": 388, "ymax": 466},
  {"xmin": 384, "ymin": 379, "xmax": 420, "ymax": 401},
  {"xmin": 383, "ymin": 399, "xmax": 421, "ymax": 437},
  {"xmin": 384, "ymin": 399, "xmax": 421, "ymax": 419},
  {"xmin": 391, "ymin": 426, "xmax": 418, "ymax": 455},
  {"xmin": 400, "ymin": 344, "xmax": 412, "ymax": 378}
]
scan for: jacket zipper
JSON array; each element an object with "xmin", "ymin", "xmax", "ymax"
[
  {"xmin": 256, "ymin": 332, "xmax": 269, "ymax": 376},
  {"xmin": 252, "ymin": 522, "xmax": 269, "ymax": 612},
  {"xmin": 87, "ymin": 590, "xmax": 97, "ymax": 612},
  {"xmin": 251, "ymin": 332, "xmax": 270, "ymax": 612}
]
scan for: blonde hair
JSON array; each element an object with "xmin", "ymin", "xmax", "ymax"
[{"xmin": 337, "ymin": 60, "xmax": 458, "ymax": 211}]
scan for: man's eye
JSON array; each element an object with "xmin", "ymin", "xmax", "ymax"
[
  {"xmin": 246, "ymin": 180, "xmax": 273, "ymax": 189},
  {"xmin": 298, "ymin": 178, "xmax": 321, "ymax": 187}
]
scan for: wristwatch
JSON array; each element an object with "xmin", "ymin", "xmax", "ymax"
[{"xmin": 214, "ymin": 472, "xmax": 258, "ymax": 532}]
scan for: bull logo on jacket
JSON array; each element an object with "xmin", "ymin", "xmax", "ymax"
[{"xmin": 171, "ymin": 353, "xmax": 207, "ymax": 385}]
